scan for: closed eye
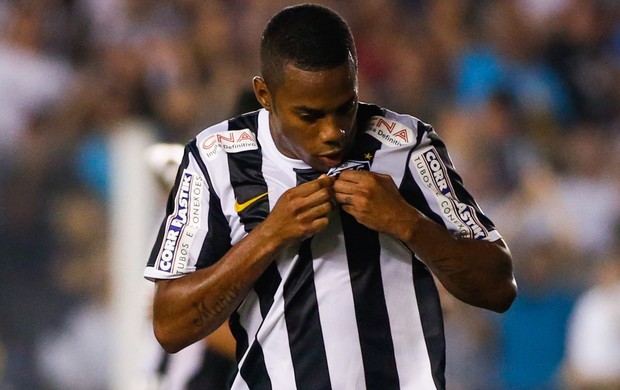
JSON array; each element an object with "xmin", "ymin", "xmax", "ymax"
[{"xmin": 298, "ymin": 110, "xmax": 324, "ymax": 123}]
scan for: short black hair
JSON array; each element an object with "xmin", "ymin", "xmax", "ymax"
[{"xmin": 260, "ymin": 4, "xmax": 357, "ymax": 88}]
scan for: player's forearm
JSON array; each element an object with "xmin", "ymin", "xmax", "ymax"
[
  {"xmin": 153, "ymin": 177, "xmax": 335, "ymax": 353},
  {"xmin": 153, "ymin": 222, "xmax": 288, "ymax": 353},
  {"xmin": 398, "ymin": 208, "xmax": 517, "ymax": 313}
]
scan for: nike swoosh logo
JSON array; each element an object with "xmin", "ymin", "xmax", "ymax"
[{"xmin": 234, "ymin": 192, "xmax": 269, "ymax": 213}]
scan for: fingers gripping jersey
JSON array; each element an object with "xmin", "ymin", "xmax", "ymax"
[{"xmin": 145, "ymin": 104, "xmax": 502, "ymax": 390}]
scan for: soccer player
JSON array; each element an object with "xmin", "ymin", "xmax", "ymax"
[{"xmin": 145, "ymin": 4, "xmax": 517, "ymax": 389}]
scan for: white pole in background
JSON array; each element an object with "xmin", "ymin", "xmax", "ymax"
[{"xmin": 108, "ymin": 121, "xmax": 157, "ymax": 390}]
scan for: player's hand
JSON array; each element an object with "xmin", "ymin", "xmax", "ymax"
[
  {"xmin": 333, "ymin": 170, "xmax": 417, "ymax": 239},
  {"xmin": 264, "ymin": 174, "xmax": 335, "ymax": 246}
]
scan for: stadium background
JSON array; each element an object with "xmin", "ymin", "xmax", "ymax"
[{"xmin": 1, "ymin": 0, "xmax": 619, "ymax": 389}]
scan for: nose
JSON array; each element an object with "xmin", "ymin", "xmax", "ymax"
[{"xmin": 319, "ymin": 115, "xmax": 346, "ymax": 145}]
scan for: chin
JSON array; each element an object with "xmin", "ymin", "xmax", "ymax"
[
  {"xmin": 312, "ymin": 164, "xmax": 330, "ymax": 173},
  {"xmin": 306, "ymin": 161, "xmax": 329, "ymax": 173}
]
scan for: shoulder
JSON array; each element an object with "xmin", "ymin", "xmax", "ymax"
[
  {"xmin": 191, "ymin": 110, "xmax": 264, "ymax": 162},
  {"xmin": 358, "ymin": 103, "xmax": 433, "ymax": 149}
]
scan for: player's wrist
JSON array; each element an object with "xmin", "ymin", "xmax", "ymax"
[
  {"xmin": 251, "ymin": 219, "xmax": 293, "ymax": 255},
  {"xmin": 391, "ymin": 206, "xmax": 420, "ymax": 243}
]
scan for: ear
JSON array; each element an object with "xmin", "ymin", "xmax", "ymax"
[{"xmin": 253, "ymin": 76, "xmax": 273, "ymax": 111}]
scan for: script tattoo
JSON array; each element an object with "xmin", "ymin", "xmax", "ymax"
[
  {"xmin": 192, "ymin": 281, "xmax": 244, "ymax": 327},
  {"xmin": 431, "ymin": 255, "xmax": 479, "ymax": 291}
]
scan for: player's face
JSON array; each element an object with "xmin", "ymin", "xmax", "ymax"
[{"xmin": 254, "ymin": 62, "xmax": 359, "ymax": 172}]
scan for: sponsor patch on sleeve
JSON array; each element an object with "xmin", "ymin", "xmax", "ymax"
[
  {"xmin": 201, "ymin": 129, "xmax": 258, "ymax": 160},
  {"xmin": 365, "ymin": 116, "xmax": 415, "ymax": 148},
  {"xmin": 411, "ymin": 147, "xmax": 488, "ymax": 239},
  {"xmin": 155, "ymin": 169, "xmax": 204, "ymax": 274}
]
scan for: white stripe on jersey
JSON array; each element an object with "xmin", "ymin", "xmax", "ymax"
[
  {"xmin": 230, "ymin": 290, "xmax": 260, "ymax": 390},
  {"xmin": 233, "ymin": 283, "xmax": 298, "ymax": 390},
  {"xmin": 258, "ymin": 251, "xmax": 297, "ymax": 390},
  {"xmin": 379, "ymin": 234, "xmax": 436, "ymax": 388},
  {"xmin": 312, "ymin": 211, "xmax": 365, "ymax": 389}
]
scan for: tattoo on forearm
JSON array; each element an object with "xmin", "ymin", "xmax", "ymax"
[
  {"xmin": 432, "ymin": 256, "xmax": 476, "ymax": 289},
  {"xmin": 192, "ymin": 282, "xmax": 244, "ymax": 327}
]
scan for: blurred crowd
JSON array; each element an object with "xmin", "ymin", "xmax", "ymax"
[{"xmin": 0, "ymin": 0, "xmax": 619, "ymax": 389}]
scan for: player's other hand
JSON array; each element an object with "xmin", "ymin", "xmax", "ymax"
[
  {"xmin": 334, "ymin": 170, "xmax": 417, "ymax": 239},
  {"xmin": 265, "ymin": 174, "xmax": 335, "ymax": 246}
]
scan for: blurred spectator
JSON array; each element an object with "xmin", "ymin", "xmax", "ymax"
[
  {"xmin": 564, "ymin": 252, "xmax": 620, "ymax": 389},
  {"xmin": 34, "ymin": 187, "xmax": 111, "ymax": 389},
  {"xmin": 544, "ymin": 0, "xmax": 620, "ymax": 126},
  {"xmin": 442, "ymin": 287, "xmax": 503, "ymax": 389},
  {"xmin": 452, "ymin": 1, "xmax": 573, "ymax": 130},
  {"xmin": 497, "ymin": 241, "xmax": 580, "ymax": 390},
  {"xmin": 0, "ymin": 1, "xmax": 73, "ymax": 170},
  {"xmin": 488, "ymin": 126, "xmax": 620, "ymax": 258},
  {"xmin": 553, "ymin": 128, "xmax": 620, "ymax": 256},
  {"xmin": 0, "ymin": 95, "xmax": 81, "ymax": 389}
]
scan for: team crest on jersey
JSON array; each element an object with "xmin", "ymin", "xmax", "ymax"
[
  {"xmin": 411, "ymin": 147, "xmax": 488, "ymax": 239},
  {"xmin": 327, "ymin": 160, "xmax": 370, "ymax": 177},
  {"xmin": 201, "ymin": 129, "xmax": 258, "ymax": 160},
  {"xmin": 366, "ymin": 117, "xmax": 415, "ymax": 148},
  {"xmin": 156, "ymin": 169, "xmax": 203, "ymax": 274}
]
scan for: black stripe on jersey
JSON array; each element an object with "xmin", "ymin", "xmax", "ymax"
[
  {"xmin": 147, "ymin": 216, "xmax": 169, "ymax": 267},
  {"xmin": 427, "ymin": 130, "xmax": 496, "ymax": 231},
  {"xmin": 228, "ymin": 271, "xmax": 279, "ymax": 389},
  {"xmin": 156, "ymin": 351, "xmax": 169, "ymax": 376},
  {"xmin": 229, "ymin": 312, "xmax": 246, "ymax": 364},
  {"xmin": 225, "ymin": 112, "xmax": 280, "ymax": 389},
  {"xmin": 229, "ymin": 317, "xmax": 273, "ymax": 390},
  {"xmin": 283, "ymin": 239, "xmax": 332, "ymax": 390},
  {"xmin": 276, "ymin": 171, "xmax": 333, "ymax": 389},
  {"xmin": 348, "ymin": 130, "xmax": 383, "ymax": 166},
  {"xmin": 227, "ymin": 112, "xmax": 270, "ymax": 232},
  {"xmin": 227, "ymin": 110, "xmax": 281, "ymax": 349},
  {"xmin": 350, "ymin": 103, "xmax": 385, "ymax": 165},
  {"xmin": 357, "ymin": 102, "xmax": 385, "ymax": 128},
  {"xmin": 341, "ymin": 212, "xmax": 400, "ymax": 389},
  {"xmin": 254, "ymin": 263, "xmax": 282, "ymax": 318},
  {"xmin": 147, "ymin": 146, "xmax": 193, "ymax": 267},
  {"xmin": 187, "ymin": 140, "xmax": 233, "ymax": 268},
  {"xmin": 412, "ymin": 258, "xmax": 446, "ymax": 389},
  {"xmin": 293, "ymin": 168, "xmax": 322, "ymax": 183},
  {"xmin": 415, "ymin": 119, "xmax": 431, "ymax": 149}
]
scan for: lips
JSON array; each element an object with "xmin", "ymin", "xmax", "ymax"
[{"xmin": 318, "ymin": 150, "xmax": 344, "ymax": 167}]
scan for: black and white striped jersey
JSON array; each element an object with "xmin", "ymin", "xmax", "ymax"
[{"xmin": 145, "ymin": 103, "xmax": 501, "ymax": 390}]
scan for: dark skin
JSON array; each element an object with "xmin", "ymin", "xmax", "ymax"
[{"xmin": 153, "ymin": 61, "xmax": 517, "ymax": 353}]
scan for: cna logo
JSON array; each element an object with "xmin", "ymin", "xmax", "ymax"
[
  {"xmin": 366, "ymin": 117, "xmax": 415, "ymax": 147},
  {"xmin": 156, "ymin": 169, "xmax": 203, "ymax": 273},
  {"xmin": 202, "ymin": 129, "xmax": 258, "ymax": 160},
  {"xmin": 411, "ymin": 147, "xmax": 488, "ymax": 239}
]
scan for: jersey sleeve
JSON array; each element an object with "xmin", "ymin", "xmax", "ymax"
[
  {"xmin": 144, "ymin": 142, "xmax": 223, "ymax": 281},
  {"xmin": 405, "ymin": 125, "xmax": 502, "ymax": 242}
]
